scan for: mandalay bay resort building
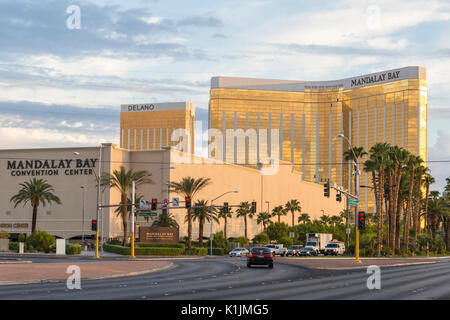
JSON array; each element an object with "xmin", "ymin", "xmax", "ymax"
[{"xmin": 0, "ymin": 66, "xmax": 426, "ymax": 241}]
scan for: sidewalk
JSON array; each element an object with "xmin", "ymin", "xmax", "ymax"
[
  {"xmin": 0, "ymin": 260, "xmax": 175, "ymax": 286},
  {"xmin": 278, "ymin": 256, "xmax": 447, "ymax": 270}
]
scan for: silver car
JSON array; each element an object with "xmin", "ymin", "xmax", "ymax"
[{"xmin": 229, "ymin": 248, "xmax": 249, "ymax": 257}]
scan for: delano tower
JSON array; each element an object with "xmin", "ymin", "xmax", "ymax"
[{"xmin": 208, "ymin": 66, "xmax": 427, "ymax": 213}]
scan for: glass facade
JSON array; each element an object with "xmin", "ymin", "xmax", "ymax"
[
  {"xmin": 120, "ymin": 102, "xmax": 195, "ymax": 153},
  {"xmin": 208, "ymin": 67, "xmax": 427, "ymax": 213}
]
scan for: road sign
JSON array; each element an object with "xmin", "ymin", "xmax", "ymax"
[
  {"xmin": 172, "ymin": 197, "xmax": 179, "ymax": 207},
  {"xmin": 289, "ymin": 232, "xmax": 295, "ymax": 239},
  {"xmin": 139, "ymin": 199, "xmax": 148, "ymax": 209},
  {"xmin": 163, "ymin": 199, "xmax": 169, "ymax": 207},
  {"xmin": 348, "ymin": 199, "xmax": 358, "ymax": 206},
  {"xmin": 138, "ymin": 211, "xmax": 157, "ymax": 217}
]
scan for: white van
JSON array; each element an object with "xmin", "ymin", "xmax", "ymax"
[{"xmin": 324, "ymin": 242, "xmax": 346, "ymax": 255}]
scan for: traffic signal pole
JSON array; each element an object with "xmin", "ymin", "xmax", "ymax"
[{"xmin": 131, "ymin": 180, "xmax": 136, "ymax": 258}]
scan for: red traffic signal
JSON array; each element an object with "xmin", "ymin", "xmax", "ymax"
[
  {"xmin": 91, "ymin": 219, "xmax": 97, "ymax": 231},
  {"xmin": 358, "ymin": 211, "xmax": 365, "ymax": 230},
  {"xmin": 185, "ymin": 196, "xmax": 191, "ymax": 208},
  {"xmin": 151, "ymin": 199, "xmax": 157, "ymax": 211}
]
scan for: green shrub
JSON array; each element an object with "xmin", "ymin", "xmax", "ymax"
[
  {"xmin": 104, "ymin": 244, "xmax": 130, "ymax": 255},
  {"xmin": 212, "ymin": 231, "xmax": 229, "ymax": 251},
  {"xmin": 235, "ymin": 236, "xmax": 249, "ymax": 246},
  {"xmin": 210, "ymin": 247, "xmax": 225, "ymax": 255},
  {"xmin": 26, "ymin": 230, "xmax": 55, "ymax": 252},
  {"xmin": 253, "ymin": 232, "xmax": 269, "ymax": 244},
  {"xmin": 185, "ymin": 247, "xmax": 208, "ymax": 256},
  {"xmin": 104, "ymin": 244, "xmax": 182, "ymax": 256},
  {"xmin": 18, "ymin": 233, "xmax": 26, "ymax": 242},
  {"xmin": 66, "ymin": 244, "xmax": 82, "ymax": 255},
  {"xmin": 279, "ymin": 236, "xmax": 293, "ymax": 248},
  {"xmin": 135, "ymin": 247, "xmax": 182, "ymax": 256},
  {"xmin": 108, "ymin": 238, "xmax": 122, "ymax": 245},
  {"xmin": 0, "ymin": 230, "xmax": 9, "ymax": 239},
  {"xmin": 136, "ymin": 242, "xmax": 185, "ymax": 250},
  {"xmin": 9, "ymin": 242, "xmax": 19, "ymax": 252},
  {"xmin": 267, "ymin": 223, "xmax": 289, "ymax": 241}
]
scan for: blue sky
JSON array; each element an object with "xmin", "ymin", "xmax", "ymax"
[{"xmin": 0, "ymin": 0, "xmax": 449, "ymax": 191}]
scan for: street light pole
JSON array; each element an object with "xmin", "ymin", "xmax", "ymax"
[
  {"xmin": 209, "ymin": 190, "xmax": 239, "ymax": 256},
  {"xmin": 95, "ymin": 144, "xmax": 102, "ymax": 259},
  {"xmin": 338, "ymin": 131, "xmax": 361, "ymax": 263}
]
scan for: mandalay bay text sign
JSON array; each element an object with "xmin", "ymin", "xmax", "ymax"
[{"xmin": 6, "ymin": 158, "xmax": 98, "ymax": 177}]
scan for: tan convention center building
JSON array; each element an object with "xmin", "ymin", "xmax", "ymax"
[{"xmin": 0, "ymin": 144, "xmax": 345, "ymax": 241}]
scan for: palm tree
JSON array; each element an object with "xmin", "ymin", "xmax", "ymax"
[
  {"xmin": 344, "ymin": 146, "xmax": 367, "ymax": 196},
  {"xmin": 236, "ymin": 201, "xmax": 254, "ymax": 239},
  {"xmin": 256, "ymin": 211, "xmax": 272, "ymax": 231},
  {"xmin": 422, "ymin": 172, "xmax": 435, "ymax": 231},
  {"xmin": 192, "ymin": 200, "xmax": 218, "ymax": 247},
  {"xmin": 272, "ymin": 205, "xmax": 287, "ymax": 223},
  {"xmin": 320, "ymin": 214, "xmax": 331, "ymax": 226},
  {"xmin": 152, "ymin": 211, "xmax": 179, "ymax": 228},
  {"xmin": 298, "ymin": 213, "xmax": 311, "ymax": 224},
  {"xmin": 114, "ymin": 194, "xmax": 144, "ymax": 236},
  {"xmin": 427, "ymin": 197, "xmax": 444, "ymax": 239},
  {"xmin": 10, "ymin": 178, "xmax": 61, "ymax": 233},
  {"xmin": 169, "ymin": 176, "xmax": 211, "ymax": 250},
  {"xmin": 101, "ymin": 166, "xmax": 152, "ymax": 245},
  {"xmin": 285, "ymin": 200, "xmax": 301, "ymax": 227},
  {"xmin": 364, "ymin": 142, "xmax": 389, "ymax": 256},
  {"xmin": 217, "ymin": 206, "xmax": 233, "ymax": 239}
]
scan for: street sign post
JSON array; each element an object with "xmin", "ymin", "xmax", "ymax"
[
  {"xmin": 138, "ymin": 211, "xmax": 157, "ymax": 217},
  {"xmin": 289, "ymin": 232, "xmax": 295, "ymax": 239},
  {"xmin": 348, "ymin": 199, "xmax": 358, "ymax": 206},
  {"xmin": 172, "ymin": 197, "xmax": 179, "ymax": 207}
]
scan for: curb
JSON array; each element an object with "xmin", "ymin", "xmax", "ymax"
[{"xmin": 0, "ymin": 262, "xmax": 177, "ymax": 286}]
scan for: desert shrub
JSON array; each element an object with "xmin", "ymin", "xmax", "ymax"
[
  {"xmin": 136, "ymin": 243, "xmax": 185, "ymax": 250},
  {"xmin": 66, "ymin": 244, "xmax": 82, "ymax": 255},
  {"xmin": 0, "ymin": 230, "xmax": 9, "ymax": 239},
  {"xmin": 9, "ymin": 242, "xmax": 19, "ymax": 252},
  {"xmin": 26, "ymin": 230, "xmax": 55, "ymax": 252},
  {"xmin": 253, "ymin": 232, "xmax": 269, "ymax": 244},
  {"xmin": 279, "ymin": 236, "xmax": 293, "ymax": 248}
]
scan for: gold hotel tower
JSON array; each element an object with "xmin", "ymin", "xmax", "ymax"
[
  {"xmin": 120, "ymin": 102, "xmax": 195, "ymax": 153},
  {"xmin": 208, "ymin": 66, "xmax": 427, "ymax": 213}
]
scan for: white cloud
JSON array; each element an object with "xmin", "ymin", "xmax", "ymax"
[{"xmin": 0, "ymin": 127, "xmax": 117, "ymax": 149}]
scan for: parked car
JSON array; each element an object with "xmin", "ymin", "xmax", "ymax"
[
  {"xmin": 247, "ymin": 247, "xmax": 274, "ymax": 268},
  {"xmin": 287, "ymin": 245, "xmax": 303, "ymax": 256},
  {"xmin": 299, "ymin": 247, "xmax": 318, "ymax": 256},
  {"xmin": 229, "ymin": 248, "xmax": 249, "ymax": 257},
  {"xmin": 324, "ymin": 242, "xmax": 346, "ymax": 256},
  {"xmin": 264, "ymin": 244, "xmax": 287, "ymax": 256}
]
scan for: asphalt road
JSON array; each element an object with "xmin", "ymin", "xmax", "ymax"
[{"xmin": 0, "ymin": 257, "xmax": 449, "ymax": 300}]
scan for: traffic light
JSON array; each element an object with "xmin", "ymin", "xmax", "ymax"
[
  {"xmin": 324, "ymin": 181, "xmax": 330, "ymax": 197},
  {"xmin": 223, "ymin": 202, "xmax": 229, "ymax": 213},
  {"xmin": 91, "ymin": 219, "xmax": 97, "ymax": 231},
  {"xmin": 251, "ymin": 201, "xmax": 257, "ymax": 214},
  {"xmin": 358, "ymin": 211, "xmax": 365, "ymax": 230},
  {"xmin": 185, "ymin": 196, "xmax": 191, "ymax": 208},
  {"xmin": 151, "ymin": 199, "xmax": 157, "ymax": 211},
  {"xmin": 336, "ymin": 192, "xmax": 342, "ymax": 202}
]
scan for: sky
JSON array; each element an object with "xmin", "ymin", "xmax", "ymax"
[{"xmin": 0, "ymin": 0, "xmax": 449, "ymax": 191}]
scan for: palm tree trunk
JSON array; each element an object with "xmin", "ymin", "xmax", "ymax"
[
  {"xmin": 403, "ymin": 168, "xmax": 415, "ymax": 250},
  {"xmin": 244, "ymin": 215, "xmax": 248, "ymax": 239},
  {"xmin": 198, "ymin": 218, "xmax": 204, "ymax": 247},
  {"xmin": 122, "ymin": 193, "xmax": 128, "ymax": 245},
  {"xmin": 376, "ymin": 171, "xmax": 384, "ymax": 256},
  {"xmin": 31, "ymin": 201, "xmax": 39, "ymax": 233},
  {"xmin": 292, "ymin": 211, "xmax": 295, "ymax": 227},
  {"xmin": 224, "ymin": 217, "xmax": 227, "ymax": 239},
  {"xmin": 395, "ymin": 198, "xmax": 402, "ymax": 250},
  {"xmin": 389, "ymin": 173, "xmax": 395, "ymax": 249},
  {"xmin": 187, "ymin": 208, "xmax": 192, "ymax": 251}
]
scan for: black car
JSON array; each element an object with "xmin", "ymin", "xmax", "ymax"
[{"xmin": 247, "ymin": 247, "xmax": 274, "ymax": 268}]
